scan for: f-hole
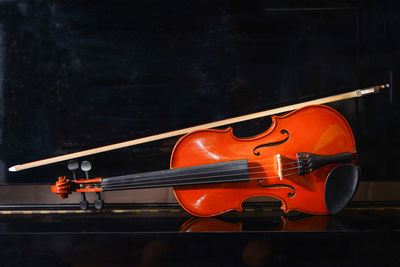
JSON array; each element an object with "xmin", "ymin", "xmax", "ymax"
[
  {"xmin": 256, "ymin": 183, "xmax": 296, "ymax": 198},
  {"xmin": 253, "ymin": 129, "xmax": 290, "ymax": 156}
]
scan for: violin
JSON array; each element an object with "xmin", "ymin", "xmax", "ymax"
[
  {"xmin": 10, "ymin": 85, "xmax": 388, "ymax": 216},
  {"xmin": 51, "ymin": 105, "xmax": 359, "ymax": 216}
]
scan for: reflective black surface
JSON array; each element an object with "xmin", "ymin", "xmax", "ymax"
[
  {"xmin": 1, "ymin": 203, "xmax": 400, "ymax": 266},
  {"xmin": 0, "ymin": 0, "xmax": 399, "ymax": 184}
]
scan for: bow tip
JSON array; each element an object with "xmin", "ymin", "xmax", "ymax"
[{"xmin": 8, "ymin": 166, "xmax": 17, "ymax": 172}]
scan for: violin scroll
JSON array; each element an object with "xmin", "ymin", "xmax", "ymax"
[{"xmin": 51, "ymin": 176, "xmax": 72, "ymax": 199}]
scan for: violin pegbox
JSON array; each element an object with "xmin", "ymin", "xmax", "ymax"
[{"xmin": 51, "ymin": 160, "xmax": 104, "ymax": 211}]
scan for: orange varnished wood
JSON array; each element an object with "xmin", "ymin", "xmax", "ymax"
[
  {"xmin": 75, "ymin": 188, "xmax": 102, "ymax": 193},
  {"xmin": 171, "ymin": 105, "xmax": 356, "ymax": 217},
  {"xmin": 75, "ymin": 178, "xmax": 102, "ymax": 184}
]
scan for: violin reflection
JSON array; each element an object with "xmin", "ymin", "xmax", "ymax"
[
  {"xmin": 281, "ymin": 215, "xmax": 333, "ymax": 231},
  {"xmin": 180, "ymin": 215, "xmax": 343, "ymax": 232},
  {"xmin": 180, "ymin": 215, "xmax": 343, "ymax": 267},
  {"xmin": 181, "ymin": 217, "xmax": 243, "ymax": 232}
]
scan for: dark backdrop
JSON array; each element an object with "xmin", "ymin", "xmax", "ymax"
[{"xmin": 0, "ymin": 0, "xmax": 398, "ymax": 184}]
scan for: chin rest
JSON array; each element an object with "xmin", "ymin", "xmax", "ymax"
[{"xmin": 324, "ymin": 164, "xmax": 359, "ymax": 215}]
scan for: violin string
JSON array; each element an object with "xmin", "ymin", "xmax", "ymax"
[
  {"xmin": 97, "ymin": 156, "xmax": 298, "ymax": 182},
  {"xmin": 101, "ymin": 165, "xmax": 301, "ymax": 187},
  {"xmin": 100, "ymin": 163, "xmax": 301, "ymax": 187},
  {"xmin": 99, "ymin": 157, "xmax": 300, "ymax": 186},
  {"xmin": 101, "ymin": 171, "xmax": 302, "ymax": 191},
  {"xmin": 74, "ymin": 155, "xmax": 300, "ymax": 187},
  {"xmin": 100, "ymin": 166, "xmax": 301, "ymax": 189},
  {"xmin": 101, "ymin": 171, "xmax": 301, "ymax": 190}
]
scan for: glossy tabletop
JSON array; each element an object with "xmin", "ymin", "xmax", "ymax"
[{"xmin": 0, "ymin": 202, "xmax": 399, "ymax": 266}]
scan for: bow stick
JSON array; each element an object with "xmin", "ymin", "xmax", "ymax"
[{"xmin": 9, "ymin": 84, "xmax": 389, "ymax": 172}]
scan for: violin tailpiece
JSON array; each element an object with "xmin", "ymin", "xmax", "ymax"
[{"xmin": 297, "ymin": 152, "xmax": 357, "ymax": 175}]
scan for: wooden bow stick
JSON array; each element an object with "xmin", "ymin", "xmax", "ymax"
[{"xmin": 9, "ymin": 84, "xmax": 389, "ymax": 172}]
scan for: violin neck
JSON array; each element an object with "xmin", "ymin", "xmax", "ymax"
[{"xmin": 101, "ymin": 159, "xmax": 250, "ymax": 191}]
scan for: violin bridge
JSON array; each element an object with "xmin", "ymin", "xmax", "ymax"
[{"xmin": 275, "ymin": 154, "xmax": 283, "ymax": 181}]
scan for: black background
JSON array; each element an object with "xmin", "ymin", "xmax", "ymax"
[{"xmin": 0, "ymin": 0, "xmax": 399, "ymax": 184}]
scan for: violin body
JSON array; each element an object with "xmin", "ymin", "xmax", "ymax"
[{"xmin": 171, "ymin": 105, "xmax": 357, "ymax": 217}]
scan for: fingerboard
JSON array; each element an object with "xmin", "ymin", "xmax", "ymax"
[{"xmin": 101, "ymin": 159, "xmax": 249, "ymax": 191}]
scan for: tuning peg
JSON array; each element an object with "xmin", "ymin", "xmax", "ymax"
[
  {"xmin": 79, "ymin": 161, "xmax": 92, "ymax": 210},
  {"xmin": 94, "ymin": 192, "xmax": 104, "ymax": 210},
  {"xmin": 81, "ymin": 161, "xmax": 92, "ymax": 179},
  {"xmin": 80, "ymin": 193, "xmax": 89, "ymax": 211},
  {"xmin": 67, "ymin": 160, "xmax": 79, "ymax": 180},
  {"xmin": 68, "ymin": 160, "xmax": 79, "ymax": 171}
]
